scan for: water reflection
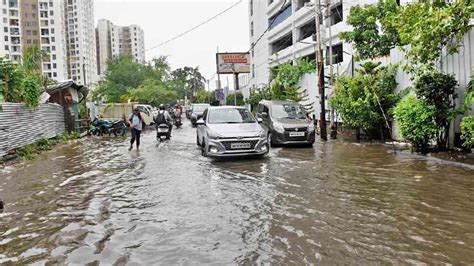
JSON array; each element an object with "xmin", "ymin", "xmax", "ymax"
[{"xmin": 0, "ymin": 124, "xmax": 473, "ymax": 264}]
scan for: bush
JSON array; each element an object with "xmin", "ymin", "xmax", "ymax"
[
  {"xmin": 414, "ymin": 70, "xmax": 458, "ymax": 149},
  {"xmin": 394, "ymin": 95, "xmax": 438, "ymax": 153},
  {"xmin": 461, "ymin": 116, "xmax": 474, "ymax": 150},
  {"xmin": 331, "ymin": 62, "xmax": 399, "ymax": 139}
]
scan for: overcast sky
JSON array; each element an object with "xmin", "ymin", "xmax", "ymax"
[{"xmin": 95, "ymin": 0, "xmax": 250, "ymax": 90}]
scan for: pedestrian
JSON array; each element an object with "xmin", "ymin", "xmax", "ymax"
[{"xmin": 129, "ymin": 108, "xmax": 145, "ymax": 151}]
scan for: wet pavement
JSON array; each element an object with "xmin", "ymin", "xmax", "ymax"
[{"xmin": 0, "ymin": 121, "xmax": 473, "ymax": 264}]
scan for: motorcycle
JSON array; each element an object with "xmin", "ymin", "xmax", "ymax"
[
  {"xmin": 156, "ymin": 124, "xmax": 170, "ymax": 142},
  {"xmin": 174, "ymin": 117, "xmax": 182, "ymax": 129},
  {"xmin": 89, "ymin": 118, "xmax": 127, "ymax": 137}
]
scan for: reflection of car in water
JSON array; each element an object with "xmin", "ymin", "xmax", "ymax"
[
  {"xmin": 196, "ymin": 106, "xmax": 268, "ymax": 158},
  {"xmin": 190, "ymin": 104, "xmax": 210, "ymax": 126},
  {"xmin": 256, "ymin": 100, "xmax": 315, "ymax": 147}
]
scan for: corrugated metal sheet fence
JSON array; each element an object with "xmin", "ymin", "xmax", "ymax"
[{"xmin": 0, "ymin": 103, "xmax": 65, "ymax": 158}]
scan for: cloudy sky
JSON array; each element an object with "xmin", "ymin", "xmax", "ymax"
[{"xmin": 95, "ymin": 0, "xmax": 250, "ymax": 90}]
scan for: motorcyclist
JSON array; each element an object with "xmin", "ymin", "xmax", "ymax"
[{"xmin": 154, "ymin": 104, "xmax": 173, "ymax": 136}]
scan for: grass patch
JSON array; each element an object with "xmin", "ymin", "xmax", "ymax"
[{"xmin": 14, "ymin": 132, "xmax": 81, "ymax": 161}]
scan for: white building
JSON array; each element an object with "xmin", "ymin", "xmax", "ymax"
[
  {"xmin": 0, "ymin": 0, "xmax": 97, "ymax": 83},
  {"xmin": 66, "ymin": 0, "xmax": 98, "ymax": 86},
  {"xmin": 249, "ymin": 0, "xmax": 474, "ymax": 146},
  {"xmin": 96, "ymin": 19, "xmax": 145, "ymax": 76}
]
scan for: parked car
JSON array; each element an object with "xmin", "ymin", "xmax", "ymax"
[
  {"xmin": 256, "ymin": 100, "xmax": 315, "ymax": 146},
  {"xmin": 190, "ymin": 103, "xmax": 211, "ymax": 126},
  {"xmin": 196, "ymin": 106, "xmax": 268, "ymax": 158}
]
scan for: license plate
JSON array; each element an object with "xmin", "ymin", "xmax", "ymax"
[
  {"xmin": 231, "ymin": 142, "xmax": 251, "ymax": 149},
  {"xmin": 289, "ymin": 132, "xmax": 305, "ymax": 137}
]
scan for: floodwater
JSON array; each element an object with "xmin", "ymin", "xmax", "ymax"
[{"xmin": 0, "ymin": 121, "xmax": 473, "ymax": 265}]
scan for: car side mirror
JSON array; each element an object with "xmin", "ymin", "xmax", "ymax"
[
  {"xmin": 196, "ymin": 119, "xmax": 205, "ymax": 126},
  {"xmin": 261, "ymin": 112, "xmax": 268, "ymax": 118},
  {"xmin": 257, "ymin": 117, "xmax": 263, "ymax": 123}
]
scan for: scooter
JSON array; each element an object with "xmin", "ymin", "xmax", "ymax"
[
  {"xmin": 174, "ymin": 116, "xmax": 182, "ymax": 129},
  {"xmin": 156, "ymin": 124, "xmax": 170, "ymax": 142}
]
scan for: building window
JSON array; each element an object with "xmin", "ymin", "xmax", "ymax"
[
  {"xmin": 326, "ymin": 43, "xmax": 343, "ymax": 65},
  {"xmin": 271, "ymin": 32, "xmax": 293, "ymax": 54},
  {"xmin": 268, "ymin": 4, "xmax": 292, "ymax": 30},
  {"xmin": 250, "ymin": 21, "xmax": 254, "ymax": 37},
  {"xmin": 330, "ymin": 3, "xmax": 343, "ymax": 26},
  {"xmin": 299, "ymin": 19, "xmax": 316, "ymax": 41}
]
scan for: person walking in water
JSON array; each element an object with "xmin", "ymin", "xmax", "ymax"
[{"xmin": 129, "ymin": 108, "xmax": 145, "ymax": 150}]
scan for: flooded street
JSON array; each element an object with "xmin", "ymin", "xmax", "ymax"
[{"xmin": 1, "ymin": 121, "xmax": 473, "ymax": 264}]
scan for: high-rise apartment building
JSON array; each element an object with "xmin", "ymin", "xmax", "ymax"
[
  {"xmin": 96, "ymin": 19, "xmax": 145, "ymax": 75},
  {"xmin": 65, "ymin": 0, "xmax": 97, "ymax": 85},
  {"xmin": 0, "ymin": 0, "xmax": 97, "ymax": 84}
]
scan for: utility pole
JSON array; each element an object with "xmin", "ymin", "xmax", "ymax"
[
  {"xmin": 315, "ymin": 0, "xmax": 327, "ymax": 140},
  {"xmin": 234, "ymin": 73, "xmax": 239, "ymax": 106},
  {"xmin": 207, "ymin": 79, "xmax": 211, "ymax": 104},
  {"xmin": 217, "ymin": 46, "xmax": 222, "ymax": 105},
  {"xmin": 326, "ymin": 0, "xmax": 337, "ymax": 139}
]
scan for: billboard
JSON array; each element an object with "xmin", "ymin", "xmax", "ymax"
[{"xmin": 216, "ymin": 53, "xmax": 251, "ymax": 74}]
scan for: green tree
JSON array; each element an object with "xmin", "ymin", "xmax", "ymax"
[
  {"xmin": 226, "ymin": 91, "xmax": 245, "ymax": 106},
  {"xmin": 414, "ymin": 70, "xmax": 458, "ymax": 149},
  {"xmin": 340, "ymin": 0, "xmax": 401, "ymax": 60},
  {"xmin": 94, "ymin": 55, "xmax": 148, "ymax": 102},
  {"xmin": 0, "ymin": 46, "xmax": 47, "ymax": 108},
  {"xmin": 331, "ymin": 62, "xmax": 399, "ymax": 139},
  {"xmin": 271, "ymin": 59, "xmax": 314, "ymax": 101},
  {"xmin": 394, "ymin": 95, "xmax": 438, "ymax": 153},
  {"xmin": 390, "ymin": 0, "xmax": 473, "ymax": 74},
  {"xmin": 194, "ymin": 90, "xmax": 216, "ymax": 104},
  {"xmin": 127, "ymin": 78, "xmax": 178, "ymax": 106},
  {"xmin": 245, "ymin": 86, "xmax": 272, "ymax": 112},
  {"xmin": 171, "ymin": 67, "xmax": 206, "ymax": 100}
]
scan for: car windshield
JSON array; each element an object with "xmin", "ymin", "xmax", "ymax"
[
  {"xmin": 208, "ymin": 108, "xmax": 256, "ymax": 124},
  {"xmin": 271, "ymin": 104, "xmax": 307, "ymax": 119},
  {"xmin": 193, "ymin": 105, "xmax": 209, "ymax": 112}
]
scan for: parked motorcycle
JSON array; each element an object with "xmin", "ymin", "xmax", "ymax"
[
  {"xmin": 89, "ymin": 118, "xmax": 127, "ymax": 137},
  {"xmin": 156, "ymin": 124, "xmax": 170, "ymax": 142}
]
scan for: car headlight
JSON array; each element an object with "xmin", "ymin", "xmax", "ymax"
[
  {"xmin": 208, "ymin": 130, "xmax": 222, "ymax": 139},
  {"xmin": 308, "ymin": 122, "xmax": 315, "ymax": 132},
  {"xmin": 273, "ymin": 123, "xmax": 285, "ymax": 134}
]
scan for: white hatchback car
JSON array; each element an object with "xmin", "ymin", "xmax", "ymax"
[{"xmin": 196, "ymin": 106, "xmax": 268, "ymax": 158}]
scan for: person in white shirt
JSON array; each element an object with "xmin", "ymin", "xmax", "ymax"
[{"xmin": 129, "ymin": 108, "xmax": 145, "ymax": 150}]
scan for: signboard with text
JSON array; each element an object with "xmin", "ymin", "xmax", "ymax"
[{"xmin": 216, "ymin": 53, "xmax": 251, "ymax": 74}]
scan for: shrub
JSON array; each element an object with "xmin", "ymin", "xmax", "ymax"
[
  {"xmin": 394, "ymin": 95, "xmax": 438, "ymax": 153},
  {"xmin": 461, "ymin": 116, "xmax": 474, "ymax": 150},
  {"xmin": 414, "ymin": 70, "xmax": 458, "ymax": 149}
]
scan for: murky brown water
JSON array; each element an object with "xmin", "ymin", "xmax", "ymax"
[{"xmin": 1, "ymin": 122, "xmax": 473, "ymax": 264}]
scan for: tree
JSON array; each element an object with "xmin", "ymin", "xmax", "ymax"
[
  {"xmin": 340, "ymin": 0, "xmax": 401, "ymax": 60},
  {"xmin": 331, "ymin": 62, "xmax": 399, "ymax": 140},
  {"xmin": 194, "ymin": 90, "xmax": 216, "ymax": 104},
  {"xmin": 390, "ymin": 0, "xmax": 473, "ymax": 74},
  {"xmin": 394, "ymin": 95, "xmax": 438, "ymax": 153},
  {"xmin": 226, "ymin": 91, "xmax": 245, "ymax": 106},
  {"xmin": 0, "ymin": 46, "xmax": 47, "ymax": 108},
  {"xmin": 246, "ymin": 86, "xmax": 272, "ymax": 112},
  {"xmin": 271, "ymin": 59, "xmax": 314, "ymax": 101},
  {"xmin": 171, "ymin": 67, "xmax": 206, "ymax": 99},
  {"xmin": 414, "ymin": 70, "xmax": 458, "ymax": 149},
  {"xmin": 94, "ymin": 55, "xmax": 148, "ymax": 102}
]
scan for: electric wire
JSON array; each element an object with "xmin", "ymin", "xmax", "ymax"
[{"xmin": 145, "ymin": 0, "xmax": 243, "ymax": 52}]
